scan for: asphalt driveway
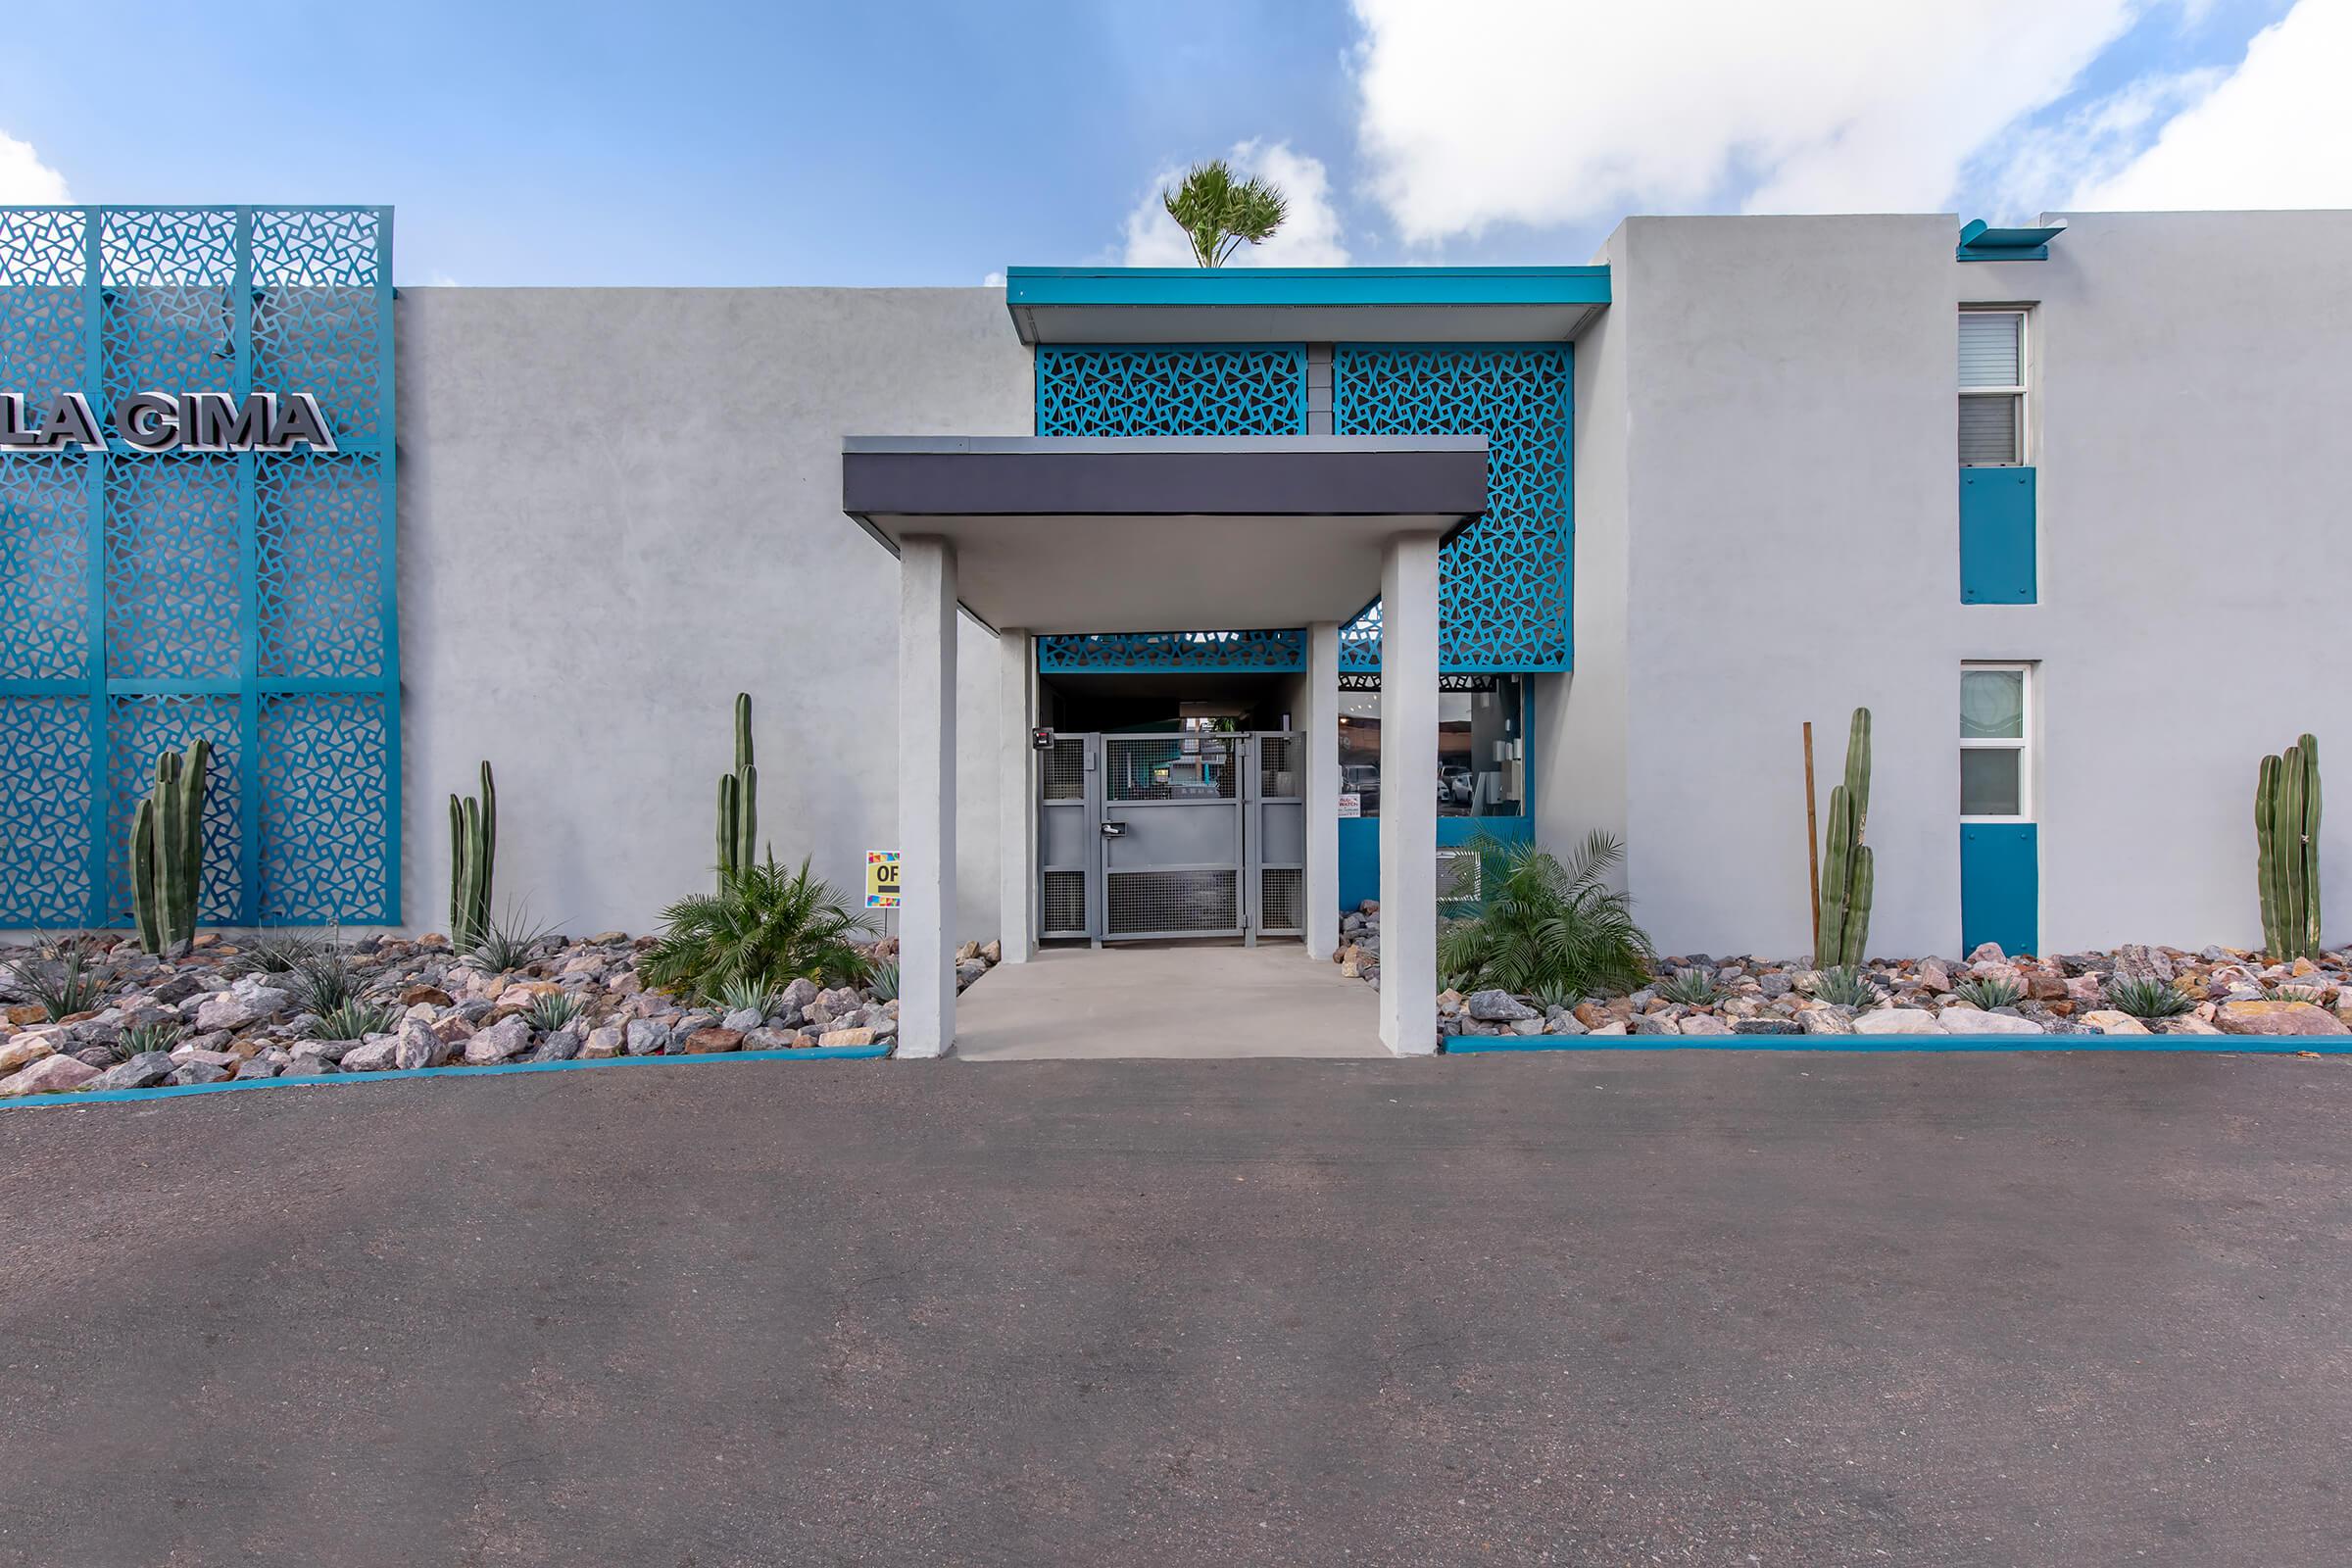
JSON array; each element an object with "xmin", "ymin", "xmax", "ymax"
[{"xmin": 4, "ymin": 1051, "xmax": 2349, "ymax": 1567}]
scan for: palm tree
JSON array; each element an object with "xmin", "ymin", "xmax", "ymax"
[{"xmin": 1161, "ymin": 160, "xmax": 1288, "ymax": 268}]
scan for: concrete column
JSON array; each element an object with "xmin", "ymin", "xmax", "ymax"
[
  {"xmin": 1304, "ymin": 620, "xmax": 1342, "ymax": 960},
  {"xmin": 1378, "ymin": 533, "xmax": 1442, "ymax": 1055},
  {"xmin": 897, "ymin": 536, "xmax": 956, "ymax": 1058},
  {"xmin": 996, "ymin": 626, "xmax": 1035, "ymax": 964}
]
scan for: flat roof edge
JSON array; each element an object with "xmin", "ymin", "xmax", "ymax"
[{"xmin": 844, "ymin": 434, "xmax": 1489, "ymax": 456}]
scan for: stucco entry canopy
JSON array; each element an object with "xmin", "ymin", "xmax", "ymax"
[{"xmin": 841, "ymin": 436, "xmax": 1488, "ymax": 633}]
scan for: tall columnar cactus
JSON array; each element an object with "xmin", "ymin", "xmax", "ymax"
[
  {"xmin": 2256, "ymin": 734, "xmax": 2323, "ymax": 960},
  {"xmin": 448, "ymin": 760, "xmax": 497, "ymax": 951},
  {"xmin": 716, "ymin": 692, "xmax": 759, "ymax": 890},
  {"xmin": 129, "ymin": 738, "xmax": 211, "ymax": 956},
  {"xmin": 1815, "ymin": 708, "xmax": 1875, "ymax": 969}
]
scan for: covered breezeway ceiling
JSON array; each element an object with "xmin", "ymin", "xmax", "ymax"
[{"xmin": 841, "ymin": 436, "xmax": 1486, "ymax": 634}]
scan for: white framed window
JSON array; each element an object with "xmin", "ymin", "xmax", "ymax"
[
  {"xmin": 1960, "ymin": 662, "xmax": 2034, "ymax": 821},
  {"xmin": 1959, "ymin": 308, "xmax": 2028, "ymax": 466}
]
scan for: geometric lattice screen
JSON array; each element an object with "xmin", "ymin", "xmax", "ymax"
[
  {"xmin": 1037, "ymin": 628, "xmax": 1306, "ymax": 674},
  {"xmin": 0, "ymin": 206, "xmax": 397, "ymax": 927},
  {"xmin": 1334, "ymin": 345, "xmax": 1571, "ymax": 672},
  {"xmin": 1030, "ymin": 342, "xmax": 1571, "ymax": 675}
]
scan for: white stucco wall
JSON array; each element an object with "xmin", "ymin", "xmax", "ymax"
[
  {"xmin": 397, "ymin": 287, "xmax": 1031, "ymax": 939},
  {"xmin": 1548, "ymin": 211, "xmax": 2352, "ymax": 958}
]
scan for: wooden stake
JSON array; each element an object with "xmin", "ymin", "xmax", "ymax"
[{"xmin": 1803, "ymin": 721, "xmax": 1821, "ymax": 958}]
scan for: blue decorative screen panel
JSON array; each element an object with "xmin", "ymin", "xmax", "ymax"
[
  {"xmin": 1035, "ymin": 345, "xmax": 1304, "ymax": 436},
  {"xmin": 1039, "ymin": 629, "xmax": 1306, "ymax": 674},
  {"xmin": 1336, "ymin": 345, "xmax": 1572, "ymax": 671},
  {"xmin": 0, "ymin": 206, "xmax": 397, "ymax": 928}
]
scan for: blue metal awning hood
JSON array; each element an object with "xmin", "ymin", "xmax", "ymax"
[
  {"xmin": 1957, "ymin": 220, "xmax": 2066, "ymax": 262},
  {"xmin": 1004, "ymin": 265, "xmax": 1610, "ymax": 345}
]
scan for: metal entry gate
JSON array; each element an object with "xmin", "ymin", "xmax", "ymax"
[{"xmin": 1038, "ymin": 731, "xmax": 1303, "ymax": 943}]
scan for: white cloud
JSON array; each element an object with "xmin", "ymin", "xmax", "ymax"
[
  {"xmin": 0, "ymin": 129, "xmax": 69, "ymax": 203},
  {"xmin": 2068, "ymin": 0, "xmax": 2352, "ymax": 209},
  {"xmin": 1348, "ymin": 0, "xmax": 2147, "ymax": 241},
  {"xmin": 1976, "ymin": 66, "xmax": 2223, "ymax": 221},
  {"xmin": 1121, "ymin": 139, "xmax": 1351, "ymax": 266}
]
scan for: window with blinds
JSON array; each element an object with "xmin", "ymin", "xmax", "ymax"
[{"xmin": 1959, "ymin": 309, "xmax": 2027, "ymax": 466}]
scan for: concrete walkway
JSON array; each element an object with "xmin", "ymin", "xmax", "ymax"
[{"xmin": 955, "ymin": 940, "xmax": 1382, "ymax": 1059}]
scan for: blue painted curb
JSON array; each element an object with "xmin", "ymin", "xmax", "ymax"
[
  {"xmin": 0, "ymin": 1042, "xmax": 894, "ymax": 1110},
  {"xmin": 1445, "ymin": 1033, "xmax": 2352, "ymax": 1055}
]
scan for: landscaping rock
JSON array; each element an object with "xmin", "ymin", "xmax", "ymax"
[
  {"xmin": 1852, "ymin": 1008, "xmax": 1943, "ymax": 1036},
  {"xmin": 88, "ymin": 1051, "xmax": 177, "ymax": 1091},
  {"xmin": 1939, "ymin": 1009, "xmax": 2042, "ymax": 1036},
  {"xmin": 624, "ymin": 1018, "xmax": 671, "ymax": 1055},
  {"xmin": 0, "ymin": 1036, "xmax": 56, "ymax": 1076},
  {"xmin": 721, "ymin": 1007, "xmax": 763, "ymax": 1035},
  {"xmin": 682, "ymin": 1026, "xmax": 743, "ymax": 1054},
  {"xmin": 529, "ymin": 1026, "xmax": 583, "ymax": 1063},
  {"xmin": 195, "ymin": 982, "xmax": 292, "ymax": 1034},
  {"xmin": 0, "ymin": 1054, "xmax": 100, "ymax": 1096},
  {"xmin": 1731, "ymin": 1017, "xmax": 1803, "ymax": 1035},
  {"xmin": 284, "ymin": 1044, "xmax": 339, "ymax": 1076},
  {"xmin": 235, "ymin": 1052, "xmax": 285, "ymax": 1080},
  {"xmin": 1465, "ymin": 989, "xmax": 1538, "ymax": 1022},
  {"xmin": 168, "ymin": 1055, "xmax": 234, "ymax": 1086},
  {"xmin": 1678, "ymin": 1014, "xmax": 1732, "ymax": 1036},
  {"xmin": 742, "ymin": 1026, "xmax": 797, "ymax": 1051},
  {"xmin": 1544, "ymin": 1012, "xmax": 1588, "ymax": 1036},
  {"xmin": 580, "ymin": 1025, "xmax": 627, "ymax": 1059},
  {"xmin": 339, "ymin": 1036, "xmax": 400, "ymax": 1073},
  {"xmin": 1799, "ymin": 1006, "xmax": 1856, "ymax": 1035},
  {"xmin": 394, "ymin": 1018, "xmax": 450, "ymax": 1071},
  {"xmin": 2215, "ymin": 1000, "xmax": 2348, "ymax": 1036},
  {"xmin": 816, "ymin": 1027, "xmax": 876, "ymax": 1049},
  {"xmin": 463, "ymin": 1015, "xmax": 533, "ymax": 1064},
  {"xmin": 2079, "ymin": 1010, "xmax": 2150, "ymax": 1034}
]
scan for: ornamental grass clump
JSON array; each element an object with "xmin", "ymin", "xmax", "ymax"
[
  {"xmin": 2105, "ymin": 975, "xmax": 2196, "ymax": 1020},
  {"xmin": 642, "ymin": 854, "xmax": 870, "ymax": 1003},
  {"xmin": 1434, "ymin": 832, "xmax": 1653, "ymax": 1001}
]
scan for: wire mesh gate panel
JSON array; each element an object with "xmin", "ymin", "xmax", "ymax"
[
  {"xmin": 1036, "ymin": 732, "xmax": 1300, "ymax": 943},
  {"xmin": 0, "ymin": 207, "xmax": 398, "ymax": 927}
]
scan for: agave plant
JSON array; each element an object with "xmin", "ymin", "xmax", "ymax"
[
  {"xmin": 1433, "ymin": 832, "xmax": 1654, "ymax": 1001},
  {"xmin": 2106, "ymin": 975, "xmax": 2195, "ymax": 1019},
  {"xmin": 524, "ymin": 990, "xmax": 587, "ymax": 1033},
  {"xmin": 114, "ymin": 1020, "xmax": 184, "ymax": 1062},
  {"xmin": 1655, "ymin": 968, "xmax": 1722, "ymax": 1007},
  {"xmin": 318, "ymin": 997, "xmax": 399, "ymax": 1041},
  {"xmin": 711, "ymin": 974, "xmax": 780, "ymax": 1017},
  {"xmin": 2262, "ymin": 983, "xmax": 2329, "ymax": 1004},
  {"xmin": 288, "ymin": 938, "xmax": 368, "ymax": 1018},
  {"xmin": 641, "ymin": 855, "xmax": 871, "ymax": 1001},
  {"xmin": 1951, "ymin": 975, "xmax": 2025, "ymax": 1010},
  {"xmin": 228, "ymin": 929, "xmax": 322, "ymax": 977},
  {"xmin": 1811, "ymin": 964, "xmax": 1884, "ymax": 1009},
  {"xmin": 461, "ymin": 906, "xmax": 558, "ymax": 975},
  {"xmin": 1, "ymin": 934, "xmax": 118, "ymax": 1022},
  {"xmin": 865, "ymin": 961, "xmax": 901, "ymax": 1004}
]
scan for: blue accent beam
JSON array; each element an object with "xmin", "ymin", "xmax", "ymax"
[{"xmin": 1009, "ymin": 266, "xmax": 1609, "ymax": 311}]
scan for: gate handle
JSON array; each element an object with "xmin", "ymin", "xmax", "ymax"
[{"xmin": 1099, "ymin": 820, "xmax": 1127, "ymax": 837}]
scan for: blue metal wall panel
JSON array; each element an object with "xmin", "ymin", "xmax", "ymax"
[
  {"xmin": 1339, "ymin": 815, "xmax": 1537, "ymax": 915},
  {"xmin": 0, "ymin": 205, "xmax": 397, "ymax": 927},
  {"xmin": 1961, "ymin": 822, "xmax": 2039, "ymax": 956},
  {"xmin": 1038, "ymin": 629, "xmax": 1304, "ymax": 674},
  {"xmin": 1035, "ymin": 344, "xmax": 1304, "ymax": 437},
  {"xmin": 1960, "ymin": 466, "xmax": 2037, "ymax": 604}
]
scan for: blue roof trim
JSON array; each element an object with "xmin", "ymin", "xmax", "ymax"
[
  {"xmin": 1006, "ymin": 265, "xmax": 1610, "ymax": 310},
  {"xmin": 1957, "ymin": 219, "xmax": 2066, "ymax": 262}
]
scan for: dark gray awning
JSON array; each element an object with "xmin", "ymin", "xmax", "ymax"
[{"xmin": 841, "ymin": 435, "xmax": 1487, "ymax": 633}]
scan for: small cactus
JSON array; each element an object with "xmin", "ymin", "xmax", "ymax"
[
  {"xmin": 449, "ymin": 760, "xmax": 497, "ymax": 951},
  {"xmin": 1815, "ymin": 708, "xmax": 1874, "ymax": 969},
  {"xmin": 716, "ymin": 693, "xmax": 759, "ymax": 890},
  {"xmin": 129, "ymin": 738, "xmax": 210, "ymax": 956},
  {"xmin": 2256, "ymin": 733, "xmax": 2322, "ymax": 960}
]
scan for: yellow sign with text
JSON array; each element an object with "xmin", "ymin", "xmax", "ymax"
[{"xmin": 865, "ymin": 850, "xmax": 901, "ymax": 908}]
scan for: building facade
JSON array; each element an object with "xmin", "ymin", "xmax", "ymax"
[{"xmin": 5, "ymin": 206, "xmax": 2349, "ymax": 1001}]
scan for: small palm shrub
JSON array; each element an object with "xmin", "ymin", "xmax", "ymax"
[
  {"xmin": 642, "ymin": 855, "xmax": 871, "ymax": 1002},
  {"xmin": 1655, "ymin": 968, "xmax": 1722, "ymax": 1006},
  {"xmin": 1433, "ymin": 832, "xmax": 1653, "ymax": 1001},
  {"xmin": 114, "ymin": 1021, "xmax": 184, "ymax": 1061},
  {"xmin": 318, "ymin": 998, "xmax": 398, "ymax": 1041},
  {"xmin": 1952, "ymin": 975, "xmax": 2025, "ymax": 1010},
  {"xmin": 1812, "ymin": 965, "xmax": 1884, "ymax": 1008},
  {"xmin": 1, "ymin": 935, "xmax": 117, "ymax": 1021},
  {"xmin": 461, "ymin": 906, "xmax": 556, "ymax": 974},
  {"xmin": 2106, "ymin": 976, "xmax": 2195, "ymax": 1020},
  {"xmin": 524, "ymin": 991, "xmax": 586, "ymax": 1033}
]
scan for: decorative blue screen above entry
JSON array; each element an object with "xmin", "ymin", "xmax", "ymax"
[
  {"xmin": 0, "ymin": 206, "xmax": 398, "ymax": 928},
  {"xmin": 1031, "ymin": 342, "xmax": 1573, "ymax": 674}
]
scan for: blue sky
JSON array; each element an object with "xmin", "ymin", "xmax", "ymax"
[{"xmin": 1, "ymin": 0, "xmax": 2339, "ymax": 286}]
